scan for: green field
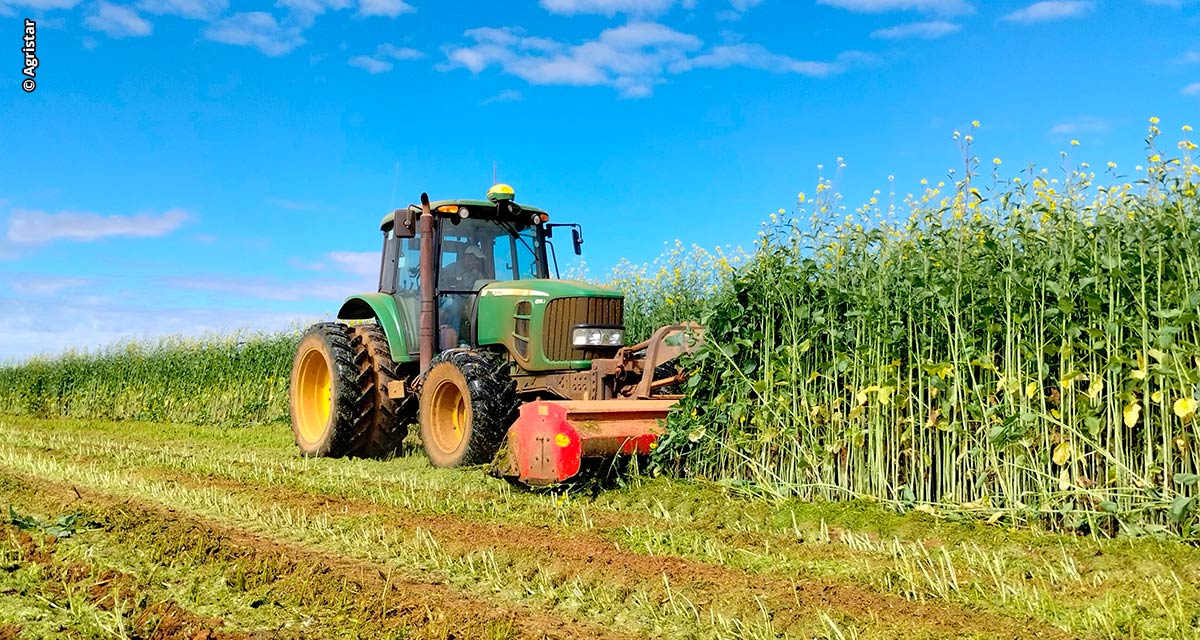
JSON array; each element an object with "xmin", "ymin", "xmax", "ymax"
[{"xmin": 2, "ymin": 415, "xmax": 1198, "ymax": 639}]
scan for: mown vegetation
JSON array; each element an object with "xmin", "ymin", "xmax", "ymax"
[
  {"xmin": 1, "ymin": 120, "xmax": 1197, "ymax": 539},
  {"xmin": 3, "ymin": 415, "xmax": 1199, "ymax": 639}
]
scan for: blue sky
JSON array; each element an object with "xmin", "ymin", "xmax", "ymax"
[{"xmin": 1, "ymin": 0, "xmax": 1198, "ymax": 359}]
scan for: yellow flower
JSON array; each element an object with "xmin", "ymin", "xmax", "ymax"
[
  {"xmin": 1184, "ymin": 125, "xmax": 1194, "ymax": 132},
  {"xmin": 797, "ymin": 192, "xmax": 806, "ymax": 203},
  {"xmin": 1070, "ymin": 139, "xmax": 1080, "ymax": 146},
  {"xmin": 1107, "ymin": 161, "xmax": 1117, "ymax": 168},
  {"xmin": 971, "ymin": 120, "xmax": 980, "ymax": 128},
  {"xmin": 993, "ymin": 157, "xmax": 1001, "ymax": 165},
  {"xmin": 1149, "ymin": 154, "xmax": 1161, "ymax": 163},
  {"xmin": 778, "ymin": 208, "xmax": 785, "ymax": 214},
  {"xmin": 1149, "ymin": 116, "xmax": 1160, "ymax": 124}
]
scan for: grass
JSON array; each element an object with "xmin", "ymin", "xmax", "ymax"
[{"xmin": 2, "ymin": 415, "xmax": 1200, "ymax": 638}]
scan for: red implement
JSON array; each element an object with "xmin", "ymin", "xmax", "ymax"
[{"xmin": 500, "ymin": 400, "xmax": 674, "ymax": 486}]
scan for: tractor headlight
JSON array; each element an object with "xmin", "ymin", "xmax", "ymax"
[{"xmin": 572, "ymin": 327, "xmax": 624, "ymax": 347}]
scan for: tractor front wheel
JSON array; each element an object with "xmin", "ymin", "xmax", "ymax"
[{"xmin": 418, "ymin": 350, "xmax": 516, "ymax": 468}]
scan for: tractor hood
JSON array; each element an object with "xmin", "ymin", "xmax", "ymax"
[
  {"xmin": 478, "ymin": 279, "xmax": 622, "ymax": 300},
  {"xmin": 475, "ymin": 279, "xmax": 624, "ymax": 372}
]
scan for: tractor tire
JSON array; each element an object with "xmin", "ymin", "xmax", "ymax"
[
  {"xmin": 349, "ymin": 324, "xmax": 414, "ymax": 458},
  {"xmin": 418, "ymin": 350, "xmax": 517, "ymax": 468},
  {"xmin": 289, "ymin": 322, "xmax": 412, "ymax": 458}
]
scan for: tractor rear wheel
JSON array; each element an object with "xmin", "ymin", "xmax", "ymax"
[
  {"xmin": 289, "ymin": 322, "xmax": 411, "ymax": 458},
  {"xmin": 289, "ymin": 323, "xmax": 364, "ymax": 457},
  {"xmin": 349, "ymin": 324, "xmax": 413, "ymax": 457},
  {"xmin": 418, "ymin": 350, "xmax": 517, "ymax": 468}
]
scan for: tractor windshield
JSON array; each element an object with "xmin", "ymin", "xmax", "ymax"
[{"xmin": 438, "ymin": 218, "xmax": 541, "ymax": 291}]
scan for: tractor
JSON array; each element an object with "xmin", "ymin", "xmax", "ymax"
[{"xmin": 288, "ymin": 185, "xmax": 702, "ymax": 485}]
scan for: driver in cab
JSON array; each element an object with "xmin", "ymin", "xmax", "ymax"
[{"xmin": 439, "ymin": 245, "xmax": 491, "ymax": 349}]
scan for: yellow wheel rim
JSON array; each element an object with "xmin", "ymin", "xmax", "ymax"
[
  {"xmin": 295, "ymin": 347, "xmax": 331, "ymax": 444},
  {"xmin": 429, "ymin": 378, "xmax": 467, "ymax": 454}
]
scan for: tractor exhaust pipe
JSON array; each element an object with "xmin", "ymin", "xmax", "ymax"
[{"xmin": 418, "ymin": 192, "xmax": 436, "ymax": 372}]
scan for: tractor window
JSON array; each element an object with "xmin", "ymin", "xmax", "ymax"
[
  {"xmin": 438, "ymin": 218, "xmax": 540, "ymax": 289},
  {"xmin": 395, "ymin": 235, "xmax": 422, "ymax": 354}
]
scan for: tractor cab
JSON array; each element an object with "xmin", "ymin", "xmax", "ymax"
[{"xmin": 377, "ymin": 185, "xmax": 579, "ymax": 352}]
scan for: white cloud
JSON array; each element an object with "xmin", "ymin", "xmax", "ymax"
[
  {"xmin": 84, "ymin": 2, "xmax": 152, "ymax": 38},
  {"xmin": 483, "ymin": 89, "xmax": 523, "ymax": 104},
  {"xmin": 204, "ymin": 12, "xmax": 304, "ymax": 56},
  {"xmin": 4, "ymin": 0, "xmax": 83, "ymax": 9},
  {"xmin": 6, "ymin": 275, "xmax": 93, "ymax": 297},
  {"xmin": 136, "ymin": 0, "xmax": 226, "ymax": 20},
  {"xmin": 672, "ymin": 44, "xmax": 855, "ymax": 77},
  {"xmin": 1000, "ymin": 1, "xmax": 1092, "ymax": 23},
  {"xmin": 348, "ymin": 43, "xmax": 423, "ymax": 73},
  {"xmin": 816, "ymin": 0, "xmax": 972, "ymax": 14},
  {"xmin": 5, "ymin": 208, "xmax": 187, "ymax": 245},
  {"xmin": 1048, "ymin": 116, "xmax": 1110, "ymax": 136},
  {"xmin": 357, "ymin": 0, "xmax": 414, "ymax": 17},
  {"xmin": 540, "ymin": 0, "xmax": 677, "ymax": 15},
  {"xmin": 326, "ymin": 251, "xmax": 379, "ymax": 278},
  {"xmin": 0, "ymin": 295, "xmax": 313, "ymax": 362},
  {"xmin": 445, "ymin": 22, "xmax": 855, "ymax": 98},
  {"xmin": 1182, "ymin": 82, "xmax": 1200, "ymax": 96},
  {"xmin": 871, "ymin": 20, "xmax": 960, "ymax": 39},
  {"xmin": 729, "ymin": 0, "xmax": 763, "ymax": 9},
  {"xmin": 276, "ymin": 0, "xmax": 351, "ymax": 26},
  {"xmin": 170, "ymin": 275, "xmax": 369, "ymax": 301}
]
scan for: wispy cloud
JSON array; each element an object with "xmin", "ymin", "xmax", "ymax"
[
  {"xmin": 870, "ymin": 20, "xmax": 960, "ymax": 39},
  {"xmin": 266, "ymin": 198, "xmax": 327, "ymax": 212},
  {"xmin": 325, "ymin": 251, "xmax": 379, "ymax": 278},
  {"xmin": 483, "ymin": 89, "xmax": 524, "ymax": 104},
  {"xmin": 4, "ymin": 0, "xmax": 84, "ymax": 9},
  {"xmin": 539, "ymin": 0, "xmax": 679, "ymax": 16},
  {"xmin": 445, "ymin": 22, "xmax": 859, "ymax": 98},
  {"xmin": 136, "ymin": 0, "xmax": 227, "ymax": 20},
  {"xmin": 816, "ymin": 0, "xmax": 973, "ymax": 14},
  {"xmin": 5, "ymin": 208, "xmax": 187, "ymax": 245},
  {"xmin": 84, "ymin": 1, "xmax": 153, "ymax": 38},
  {"xmin": 1048, "ymin": 116, "xmax": 1110, "ymax": 136},
  {"xmin": 357, "ymin": 0, "xmax": 415, "ymax": 17},
  {"xmin": 204, "ymin": 12, "xmax": 304, "ymax": 56},
  {"xmin": 1000, "ymin": 1, "xmax": 1092, "ymax": 23},
  {"xmin": 5, "ymin": 275, "xmax": 93, "ymax": 297},
  {"xmin": 169, "ymin": 274, "xmax": 367, "ymax": 301},
  {"xmin": 348, "ymin": 43, "xmax": 424, "ymax": 73},
  {"xmin": 1182, "ymin": 82, "xmax": 1200, "ymax": 96}
]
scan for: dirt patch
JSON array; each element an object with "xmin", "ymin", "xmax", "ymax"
[
  {"xmin": 5, "ymin": 475, "xmax": 633, "ymax": 640},
  {"xmin": 140, "ymin": 466, "xmax": 1066, "ymax": 639}
]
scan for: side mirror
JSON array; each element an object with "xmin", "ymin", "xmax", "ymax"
[
  {"xmin": 571, "ymin": 228, "xmax": 582, "ymax": 256},
  {"xmin": 394, "ymin": 207, "xmax": 417, "ymax": 239}
]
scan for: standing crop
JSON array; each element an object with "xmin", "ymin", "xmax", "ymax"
[{"xmin": 657, "ymin": 120, "xmax": 1200, "ymax": 536}]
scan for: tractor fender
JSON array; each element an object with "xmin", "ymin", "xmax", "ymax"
[{"xmin": 336, "ymin": 293, "xmax": 415, "ymax": 363}]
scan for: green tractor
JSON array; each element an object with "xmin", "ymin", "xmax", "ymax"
[{"xmin": 288, "ymin": 185, "xmax": 701, "ymax": 484}]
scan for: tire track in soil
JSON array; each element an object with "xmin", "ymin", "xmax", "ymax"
[
  {"xmin": 3, "ymin": 474, "xmax": 634, "ymax": 640},
  {"xmin": 141, "ymin": 466, "xmax": 1069, "ymax": 639}
]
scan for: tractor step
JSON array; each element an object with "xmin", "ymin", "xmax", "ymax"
[{"xmin": 497, "ymin": 400, "xmax": 674, "ymax": 486}]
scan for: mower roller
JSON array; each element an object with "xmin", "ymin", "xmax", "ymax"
[{"xmin": 287, "ymin": 185, "xmax": 703, "ymax": 486}]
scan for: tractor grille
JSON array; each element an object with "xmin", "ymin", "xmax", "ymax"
[{"xmin": 543, "ymin": 296, "xmax": 624, "ymax": 361}]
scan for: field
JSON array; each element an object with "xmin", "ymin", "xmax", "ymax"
[
  {"xmin": 2, "ymin": 414, "xmax": 1199, "ymax": 639},
  {"xmin": 3, "ymin": 122, "xmax": 1200, "ymax": 637}
]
